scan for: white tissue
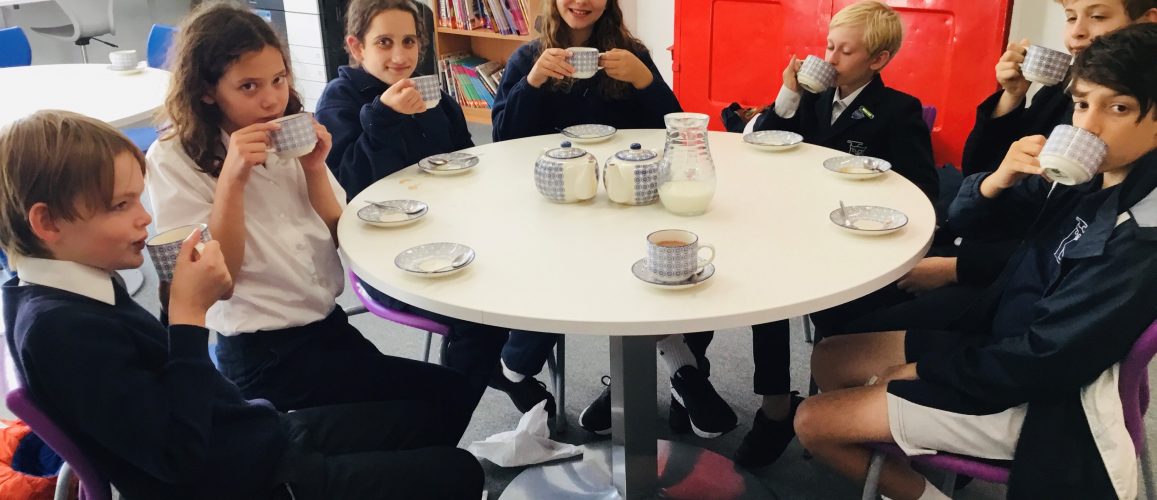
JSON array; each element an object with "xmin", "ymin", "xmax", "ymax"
[{"xmin": 467, "ymin": 400, "xmax": 583, "ymax": 467}]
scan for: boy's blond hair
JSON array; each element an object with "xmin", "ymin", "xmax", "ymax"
[
  {"xmin": 0, "ymin": 110, "xmax": 145, "ymax": 261},
  {"xmin": 830, "ymin": 1, "xmax": 904, "ymax": 61}
]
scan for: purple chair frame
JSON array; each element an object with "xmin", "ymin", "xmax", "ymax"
[
  {"xmin": 862, "ymin": 319, "xmax": 1157, "ymax": 498},
  {"xmin": 6, "ymin": 387, "xmax": 111, "ymax": 500}
]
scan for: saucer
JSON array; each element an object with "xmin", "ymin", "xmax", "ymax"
[
  {"xmin": 829, "ymin": 205, "xmax": 908, "ymax": 236},
  {"xmin": 107, "ymin": 62, "xmax": 146, "ymax": 75},
  {"xmin": 823, "ymin": 155, "xmax": 892, "ymax": 180},
  {"xmin": 418, "ymin": 152, "xmax": 479, "ymax": 175},
  {"xmin": 561, "ymin": 124, "xmax": 616, "ymax": 144},
  {"xmin": 357, "ymin": 200, "xmax": 428, "ymax": 227},
  {"xmin": 395, "ymin": 242, "xmax": 475, "ymax": 277},
  {"xmin": 631, "ymin": 259, "xmax": 715, "ymax": 290},
  {"xmin": 743, "ymin": 130, "xmax": 803, "ymax": 151}
]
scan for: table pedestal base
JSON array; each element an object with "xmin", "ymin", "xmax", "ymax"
[{"xmin": 498, "ymin": 440, "xmax": 776, "ymax": 500}]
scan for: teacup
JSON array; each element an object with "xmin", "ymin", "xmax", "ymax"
[
  {"xmin": 267, "ymin": 113, "xmax": 317, "ymax": 158},
  {"xmin": 568, "ymin": 47, "xmax": 600, "ymax": 79},
  {"xmin": 147, "ymin": 224, "xmax": 209, "ymax": 283},
  {"xmin": 797, "ymin": 55, "xmax": 837, "ymax": 94},
  {"xmin": 109, "ymin": 49, "xmax": 139, "ymax": 71},
  {"xmin": 646, "ymin": 229, "xmax": 715, "ymax": 282},
  {"xmin": 411, "ymin": 75, "xmax": 442, "ymax": 109},
  {"xmin": 1021, "ymin": 45, "xmax": 1072, "ymax": 86},
  {"xmin": 1039, "ymin": 125, "xmax": 1107, "ymax": 186}
]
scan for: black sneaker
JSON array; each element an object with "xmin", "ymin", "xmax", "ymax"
[
  {"xmin": 734, "ymin": 392, "xmax": 804, "ymax": 468},
  {"xmin": 670, "ymin": 366, "xmax": 737, "ymax": 438},
  {"xmin": 578, "ymin": 376, "xmax": 612, "ymax": 435},
  {"xmin": 669, "ymin": 395, "xmax": 692, "ymax": 434},
  {"xmin": 489, "ymin": 370, "xmax": 556, "ymax": 418}
]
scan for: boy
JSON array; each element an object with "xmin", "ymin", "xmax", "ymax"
[
  {"xmin": 0, "ymin": 111, "xmax": 482, "ymax": 499},
  {"xmin": 796, "ymin": 23, "xmax": 1157, "ymax": 500}
]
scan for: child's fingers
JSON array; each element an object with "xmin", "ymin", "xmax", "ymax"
[{"xmin": 176, "ymin": 228, "xmax": 204, "ymax": 262}]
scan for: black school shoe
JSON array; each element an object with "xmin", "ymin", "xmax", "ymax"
[
  {"xmin": 734, "ymin": 392, "xmax": 804, "ymax": 468},
  {"xmin": 669, "ymin": 366, "xmax": 738, "ymax": 438},
  {"xmin": 578, "ymin": 376, "xmax": 613, "ymax": 435},
  {"xmin": 489, "ymin": 370, "xmax": 556, "ymax": 418}
]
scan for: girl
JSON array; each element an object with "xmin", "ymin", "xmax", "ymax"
[
  {"xmin": 490, "ymin": 0, "xmax": 683, "ymax": 140},
  {"xmin": 486, "ymin": 0, "xmax": 735, "ymax": 440},
  {"xmin": 316, "ymin": 0, "xmax": 473, "ymax": 198},
  {"xmin": 144, "ymin": 6, "xmax": 482, "ymax": 493}
]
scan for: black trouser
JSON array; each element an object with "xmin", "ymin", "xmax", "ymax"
[
  {"xmin": 501, "ymin": 331, "xmax": 714, "ymax": 378},
  {"xmin": 216, "ymin": 307, "xmax": 475, "ymax": 442},
  {"xmin": 363, "ymin": 281, "xmax": 508, "ymax": 411},
  {"xmin": 268, "ymin": 401, "xmax": 483, "ymax": 500}
]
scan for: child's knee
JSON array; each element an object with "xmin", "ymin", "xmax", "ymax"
[{"xmin": 793, "ymin": 398, "xmax": 826, "ymax": 449}]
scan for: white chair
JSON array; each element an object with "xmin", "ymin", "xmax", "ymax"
[{"xmin": 31, "ymin": 0, "xmax": 116, "ymax": 63}]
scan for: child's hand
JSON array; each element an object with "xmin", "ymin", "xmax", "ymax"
[
  {"xmin": 298, "ymin": 118, "xmax": 332, "ymax": 176},
  {"xmin": 528, "ymin": 48, "xmax": 574, "ymax": 88},
  {"xmin": 600, "ymin": 49, "xmax": 653, "ymax": 89},
  {"xmin": 167, "ymin": 229, "xmax": 233, "ymax": 327},
  {"xmin": 782, "ymin": 55, "xmax": 803, "ymax": 93},
  {"xmin": 983, "ymin": 135, "xmax": 1046, "ymax": 197},
  {"xmin": 995, "ymin": 39, "xmax": 1031, "ymax": 98},
  {"xmin": 380, "ymin": 79, "xmax": 427, "ymax": 115},
  {"xmin": 221, "ymin": 122, "xmax": 279, "ymax": 184}
]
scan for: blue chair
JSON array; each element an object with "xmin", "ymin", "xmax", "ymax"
[
  {"xmin": 122, "ymin": 24, "xmax": 176, "ymax": 153},
  {"xmin": 0, "ymin": 27, "xmax": 32, "ymax": 68}
]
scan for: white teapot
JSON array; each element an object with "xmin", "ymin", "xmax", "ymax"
[
  {"xmin": 604, "ymin": 143, "xmax": 661, "ymax": 205},
  {"xmin": 534, "ymin": 141, "xmax": 598, "ymax": 203}
]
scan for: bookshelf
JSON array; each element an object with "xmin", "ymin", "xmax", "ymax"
[{"xmin": 432, "ymin": 0, "xmax": 542, "ymax": 124}]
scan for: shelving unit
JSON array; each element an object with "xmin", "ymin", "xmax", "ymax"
[{"xmin": 432, "ymin": 0, "xmax": 541, "ymax": 124}]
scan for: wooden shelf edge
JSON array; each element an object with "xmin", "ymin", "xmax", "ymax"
[
  {"xmin": 436, "ymin": 27, "xmax": 534, "ymax": 42},
  {"xmin": 460, "ymin": 106, "xmax": 492, "ymax": 124}
]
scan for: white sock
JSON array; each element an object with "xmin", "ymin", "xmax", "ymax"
[
  {"xmin": 656, "ymin": 335, "xmax": 698, "ymax": 375},
  {"xmin": 916, "ymin": 478, "xmax": 951, "ymax": 500},
  {"xmin": 500, "ymin": 359, "xmax": 526, "ymax": 383}
]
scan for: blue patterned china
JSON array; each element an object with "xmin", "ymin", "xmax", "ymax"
[
  {"xmin": 743, "ymin": 130, "xmax": 804, "ymax": 152},
  {"xmin": 560, "ymin": 124, "xmax": 616, "ymax": 144},
  {"xmin": 822, "ymin": 155, "xmax": 892, "ymax": 180},
  {"xmin": 828, "ymin": 205, "xmax": 908, "ymax": 235},
  {"xmin": 394, "ymin": 242, "xmax": 475, "ymax": 277},
  {"xmin": 604, "ymin": 143, "xmax": 661, "ymax": 205},
  {"xmin": 534, "ymin": 141, "xmax": 598, "ymax": 203},
  {"xmin": 419, "ymin": 152, "xmax": 479, "ymax": 175},
  {"xmin": 631, "ymin": 259, "xmax": 715, "ymax": 290},
  {"xmin": 357, "ymin": 200, "xmax": 428, "ymax": 227}
]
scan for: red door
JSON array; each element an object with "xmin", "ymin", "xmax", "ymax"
[{"xmin": 673, "ymin": 0, "xmax": 1012, "ymax": 167}]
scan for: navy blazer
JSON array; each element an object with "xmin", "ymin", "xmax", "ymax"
[{"xmin": 752, "ymin": 75, "xmax": 938, "ymax": 201}]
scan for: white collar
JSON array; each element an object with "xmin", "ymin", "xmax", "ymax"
[
  {"xmin": 14, "ymin": 257, "xmax": 116, "ymax": 305},
  {"xmin": 833, "ymin": 81, "xmax": 871, "ymax": 108}
]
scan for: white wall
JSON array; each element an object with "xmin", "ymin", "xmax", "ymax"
[
  {"xmin": 0, "ymin": 0, "xmax": 190, "ymax": 65},
  {"xmin": 624, "ymin": 0, "xmax": 1067, "ymax": 92}
]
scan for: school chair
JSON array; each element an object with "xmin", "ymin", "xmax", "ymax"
[
  {"xmin": 861, "ymin": 318, "xmax": 1157, "ymax": 499},
  {"xmin": 346, "ymin": 270, "xmax": 569, "ymax": 432},
  {"xmin": 30, "ymin": 0, "xmax": 115, "ymax": 64},
  {"xmin": 122, "ymin": 24, "xmax": 177, "ymax": 153},
  {"xmin": 6, "ymin": 387, "xmax": 111, "ymax": 500},
  {"xmin": 0, "ymin": 27, "xmax": 32, "ymax": 68}
]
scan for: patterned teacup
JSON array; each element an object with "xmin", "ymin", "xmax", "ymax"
[
  {"xmin": 568, "ymin": 47, "xmax": 600, "ymax": 79},
  {"xmin": 267, "ymin": 113, "xmax": 317, "ymax": 158},
  {"xmin": 147, "ymin": 224, "xmax": 210, "ymax": 283},
  {"xmin": 646, "ymin": 229, "xmax": 715, "ymax": 283},
  {"xmin": 1039, "ymin": 125, "xmax": 1108, "ymax": 186},
  {"xmin": 797, "ymin": 55, "xmax": 837, "ymax": 94},
  {"xmin": 412, "ymin": 75, "xmax": 442, "ymax": 109},
  {"xmin": 1022, "ymin": 45, "xmax": 1072, "ymax": 86}
]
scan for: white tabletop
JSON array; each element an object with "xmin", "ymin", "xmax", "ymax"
[
  {"xmin": 0, "ymin": 64, "xmax": 170, "ymax": 128},
  {"xmin": 339, "ymin": 130, "xmax": 935, "ymax": 336}
]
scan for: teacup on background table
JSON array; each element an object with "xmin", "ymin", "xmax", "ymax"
[
  {"xmin": 1021, "ymin": 45, "xmax": 1072, "ymax": 86},
  {"xmin": 1039, "ymin": 124, "xmax": 1107, "ymax": 186},
  {"xmin": 567, "ymin": 47, "xmax": 600, "ymax": 79},
  {"xmin": 147, "ymin": 223, "xmax": 210, "ymax": 282},
  {"xmin": 411, "ymin": 75, "xmax": 442, "ymax": 109},
  {"xmin": 108, "ymin": 49, "xmax": 142, "ymax": 73},
  {"xmin": 797, "ymin": 55, "xmax": 837, "ymax": 94},
  {"xmin": 644, "ymin": 229, "xmax": 715, "ymax": 283},
  {"xmin": 267, "ymin": 113, "xmax": 317, "ymax": 158}
]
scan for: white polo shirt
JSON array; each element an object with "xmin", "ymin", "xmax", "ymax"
[{"xmin": 145, "ymin": 135, "xmax": 346, "ymax": 335}]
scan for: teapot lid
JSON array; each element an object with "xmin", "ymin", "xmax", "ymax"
[
  {"xmin": 614, "ymin": 143, "xmax": 657, "ymax": 162},
  {"xmin": 545, "ymin": 141, "xmax": 588, "ymax": 160}
]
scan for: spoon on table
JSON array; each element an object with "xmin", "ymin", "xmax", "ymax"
[
  {"xmin": 430, "ymin": 252, "xmax": 472, "ymax": 273},
  {"xmin": 555, "ymin": 127, "xmax": 580, "ymax": 139},
  {"xmin": 426, "ymin": 153, "xmax": 479, "ymax": 168},
  {"xmin": 364, "ymin": 200, "xmax": 425, "ymax": 215},
  {"xmin": 839, "ymin": 200, "xmax": 851, "ymax": 226}
]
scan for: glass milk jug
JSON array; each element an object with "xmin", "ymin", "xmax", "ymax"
[{"xmin": 657, "ymin": 112, "xmax": 716, "ymax": 216}]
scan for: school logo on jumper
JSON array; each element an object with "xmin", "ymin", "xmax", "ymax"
[
  {"xmin": 850, "ymin": 106, "xmax": 874, "ymax": 120},
  {"xmin": 1054, "ymin": 217, "xmax": 1089, "ymax": 263},
  {"xmin": 847, "ymin": 140, "xmax": 867, "ymax": 155}
]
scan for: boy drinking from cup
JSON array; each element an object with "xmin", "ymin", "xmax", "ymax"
[{"xmin": 796, "ymin": 24, "xmax": 1157, "ymax": 500}]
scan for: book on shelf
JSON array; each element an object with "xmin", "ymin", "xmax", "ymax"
[
  {"xmin": 435, "ymin": 0, "xmax": 530, "ymax": 36},
  {"xmin": 437, "ymin": 51, "xmax": 502, "ymax": 110}
]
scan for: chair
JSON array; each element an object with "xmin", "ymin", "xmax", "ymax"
[
  {"xmin": 30, "ymin": 0, "xmax": 116, "ymax": 64},
  {"xmin": 0, "ymin": 27, "xmax": 32, "ymax": 68},
  {"xmin": 861, "ymin": 318, "xmax": 1157, "ymax": 499},
  {"xmin": 6, "ymin": 388, "xmax": 112, "ymax": 500},
  {"xmin": 122, "ymin": 24, "xmax": 176, "ymax": 153},
  {"xmin": 346, "ymin": 270, "xmax": 569, "ymax": 432}
]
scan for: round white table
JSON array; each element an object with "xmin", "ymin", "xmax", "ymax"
[
  {"xmin": 338, "ymin": 130, "xmax": 935, "ymax": 499},
  {"xmin": 0, "ymin": 64, "xmax": 171, "ymax": 128}
]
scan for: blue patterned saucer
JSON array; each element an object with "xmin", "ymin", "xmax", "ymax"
[
  {"xmin": 631, "ymin": 259, "xmax": 714, "ymax": 290},
  {"xmin": 418, "ymin": 152, "xmax": 479, "ymax": 175},
  {"xmin": 743, "ymin": 130, "xmax": 803, "ymax": 151},
  {"xmin": 561, "ymin": 124, "xmax": 617, "ymax": 144}
]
